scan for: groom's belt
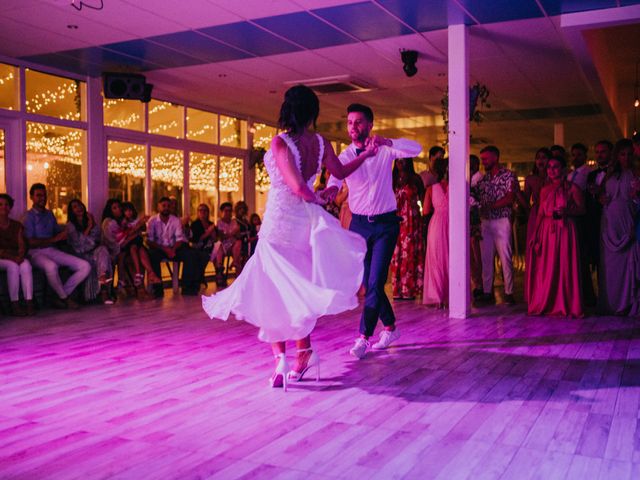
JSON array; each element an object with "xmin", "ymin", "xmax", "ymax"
[{"xmin": 352, "ymin": 210, "xmax": 399, "ymax": 223}]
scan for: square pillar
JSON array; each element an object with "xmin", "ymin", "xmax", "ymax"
[{"xmin": 448, "ymin": 24, "xmax": 471, "ymax": 319}]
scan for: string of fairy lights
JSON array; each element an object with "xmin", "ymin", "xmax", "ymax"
[{"xmin": 0, "ymin": 63, "xmax": 270, "ymax": 198}]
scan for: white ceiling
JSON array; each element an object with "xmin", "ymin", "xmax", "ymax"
[{"xmin": 0, "ymin": 1, "xmax": 638, "ymax": 164}]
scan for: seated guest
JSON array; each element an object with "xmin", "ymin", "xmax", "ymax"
[
  {"xmin": 23, "ymin": 184, "xmax": 90, "ymax": 309},
  {"xmin": 66, "ymin": 199, "xmax": 113, "ymax": 304},
  {"xmin": 526, "ymin": 156, "xmax": 585, "ymax": 317},
  {"xmin": 147, "ymin": 197, "xmax": 202, "ymax": 297},
  {"xmin": 248, "ymin": 213, "xmax": 261, "ymax": 257},
  {"xmin": 120, "ymin": 202, "xmax": 160, "ymax": 288},
  {"xmin": 189, "ymin": 203, "xmax": 217, "ymax": 282},
  {"xmin": 0, "ymin": 194, "xmax": 34, "ymax": 316},
  {"xmin": 213, "ymin": 202, "xmax": 241, "ymax": 288},
  {"xmin": 234, "ymin": 201, "xmax": 251, "ymax": 265}
]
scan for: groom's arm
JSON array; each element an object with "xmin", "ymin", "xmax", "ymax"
[{"xmin": 370, "ymin": 136, "xmax": 422, "ymax": 158}]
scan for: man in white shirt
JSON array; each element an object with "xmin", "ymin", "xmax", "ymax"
[
  {"xmin": 568, "ymin": 143, "xmax": 591, "ymax": 191},
  {"xmin": 324, "ymin": 103, "xmax": 422, "ymax": 359},
  {"xmin": 147, "ymin": 196, "xmax": 203, "ymax": 298}
]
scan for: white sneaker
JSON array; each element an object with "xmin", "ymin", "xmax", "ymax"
[
  {"xmin": 349, "ymin": 337, "xmax": 370, "ymax": 359},
  {"xmin": 372, "ymin": 329, "xmax": 400, "ymax": 350}
]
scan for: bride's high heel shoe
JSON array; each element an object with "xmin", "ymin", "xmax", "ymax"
[
  {"xmin": 270, "ymin": 353, "xmax": 289, "ymax": 392},
  {"xmin": 287, "ymin": 348, "xmax": 320, "ymax": 382}
]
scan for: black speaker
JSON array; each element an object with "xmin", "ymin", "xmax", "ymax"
[{"xmin": 103, "ymin": 73, "xmax": 152, "ymax": 102}]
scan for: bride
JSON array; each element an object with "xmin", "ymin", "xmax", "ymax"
[{"xmin": 202, "ymin": 85, "xmax": 375, "ymax": 391}]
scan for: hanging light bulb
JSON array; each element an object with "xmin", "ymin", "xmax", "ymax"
[{"xmin": 635, "ymin": 98, "xmax": 639, "ymax": 108}]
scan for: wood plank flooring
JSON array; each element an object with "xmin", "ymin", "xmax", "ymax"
[{"xmin": 1, "ymin": 289, "xmax": 639, "ymax": 479}]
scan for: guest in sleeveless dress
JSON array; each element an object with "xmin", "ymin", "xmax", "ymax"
[
  {"xmin": 390, "ymin": 158, "xmax": 425, "ymax": 300},
  {"xmin": 526, "ymin": 156, "xmax": 584, "ymax": 317},
  {"xmin": 598, "ymin": 139, "xmax": 640, "ymax": 315},
  {"xmin": 523, "ymin": 148, "xmax": 550, "ymax": 301},
  {"xmin": 202, "ymin": 85, "xmax": 371, "ymax": 391},
  {"xmin": 423, "ymin": 157, "xmax": 449, "ymax": 308}
]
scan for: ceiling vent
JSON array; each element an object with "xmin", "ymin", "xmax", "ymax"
[{"xmin": 285, "ymin": 75, "xmax": 373, "ymax": 94}]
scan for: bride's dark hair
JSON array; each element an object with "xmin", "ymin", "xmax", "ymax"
[{"xmin": 278, "ymin": 85, "xmax": 319, "ymax": 134}]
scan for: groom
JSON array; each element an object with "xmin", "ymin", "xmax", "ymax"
[{"xmin": 323, "ymin": 103, "xmax": 422, "ymax": 359}]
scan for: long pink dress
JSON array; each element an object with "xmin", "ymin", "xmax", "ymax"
[
  {"xmin": 423, "ymin": 183, "xmax": 448, "ymax": 305},
  {"xmin": 526, "ymin": 181, "xmax": 583, "ymax": 317}
]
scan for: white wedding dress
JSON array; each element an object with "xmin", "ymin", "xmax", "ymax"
[{"xmin": 202, "ymin": 133, "xmax": 366, "ymax": 342}]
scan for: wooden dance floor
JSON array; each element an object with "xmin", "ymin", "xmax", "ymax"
[{"xmin": 1, "ymin": 290, "xmax": 640, "ymax": 479}]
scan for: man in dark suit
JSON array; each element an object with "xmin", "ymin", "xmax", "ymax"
[{"xmin": 584, "ymin": 140, "xmax": 613, "ymax": 302}]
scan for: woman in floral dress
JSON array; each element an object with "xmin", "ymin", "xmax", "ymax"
[{"xmin": 390, "ymin": 158, "xmax": 425, "ymax": 300}]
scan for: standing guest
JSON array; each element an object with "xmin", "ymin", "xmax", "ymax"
[
  {"xmin": 202, "ymin": 85, "xmax": 369, "ymax": 389},
  {"xmin": 234, "ymin": 201, "xmax": 251, "ymax": 265},
  {"xmin": 470, "ymin": 155, "xmax": 483, "ymax": 298},
  {"xmin": 323, "ymin": 103, "xmax": 423, "ymax": 358},
  {"xmin": 568, "ymin": 143, "xmax": 592, "ymax": 191},
  {"xmin": 422, "ymin": 157, "xmax": 449, "ymax": 308},
  {"xmin": 569, "ymin": 143, "xmax": 596, "ymax": 305},
  {"xmin": 66, "ymin": 199, "xmax": 113, "ymax": 304},
  {"xmin": 23, "ymin": 184, "xmax": 90, "ymax": 309},
  {"xmin": 120, "ymin": 202, "xmax": 160, "ymax": 289},
  {"xmin": 390, "ymin": 158, "xmax": 425, "ymax": 300},
  {"xmin": 550, "ymin": 144, "xmax": 566, "ymax": 161},
  {"xmin": 147, "ymin": 197, "xmax": 203, "ymax": 297},
  {"xmin": 524, "ymin": 148, "xmax": 550, "ymax": 248},
  {"xmin": 585, "ymin": 140, "xmax": 614, "ymax": 291},
  {"xmin": 419, "ymin": 146, "xmax": 446, "ymax": 189},
  {"xmin": 523, "ymin": 148, "xmax": 550, "ymax": 301},
  {"xmin": 598, "ymin": 139, "xmax": 640, "ymax": 315},
  {"xmin": 248, "ymin": 213, "xmax": 261, "ymax": 257},
  {"xmin": 477, "ymin": 146, "xmax": 517, "ymax": 305},
  {"xmin": 0, "ymin": 194, "xmax": 34, "ymax": 316},
  {"xmin": 189, "ymin": 203, "xmax": 217, "ymax": 282},
  {"xmin": 526, "ymin": 156, "xmax": 584, "ymax": 317},
  {"xmin": 213, "ymin": 202, "xmax": 242, "ymax": 288}
]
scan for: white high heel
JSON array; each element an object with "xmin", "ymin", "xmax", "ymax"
[
  {"xmin": 270, "ymin": 353, "xmax": 289, "ymax": 392},
  {"xmin": 287, "ymin": 348, "xmax": 320, "ymax": 382}
]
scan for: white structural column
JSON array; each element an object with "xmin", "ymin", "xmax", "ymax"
[
  {"xmin": 86, "ymin": 76, "xmax": 107, "ymax": 217},
  {"xmin": 448, "ymin": 24, "xmax": 470, "ymax": 319},
  {"xmin": 554, "ymin": 122, "xmax": 564, "ymax": 147}
]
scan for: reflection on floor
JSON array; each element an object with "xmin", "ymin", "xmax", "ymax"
[{"xmin": 1, "ymin": 289, "xmax": 639, "ymax": 479}]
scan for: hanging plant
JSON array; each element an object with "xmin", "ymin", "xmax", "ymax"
[{"xmin": 441, "ymin": 82, "xmax": 491, "ymax": 146}]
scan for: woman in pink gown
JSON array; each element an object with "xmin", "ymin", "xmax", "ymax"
[
  {"xmin": 423, "ymin": 157, "xmax": 449, "ymax": 307},
  {"xmin": 526, "ymin": 156, "xmax": 585, "ymax": 317}
]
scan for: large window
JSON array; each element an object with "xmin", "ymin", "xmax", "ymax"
[
  {"xmin": 220, "ymin": 115, "xmax": 247, "ymax": 148},
  {"xmin": 104, "ymin": 98, "xmax": 144, "ymax": 131},
  {"xmin": 0, "ymin": 63, "xmax": 19, "ymax": 111},
  {"xmin": 219, "ymin": 156, "xmax": 243, "ymax": 206},
  {"xmin": 189, "ymin": 152, "xmax": 218, "ymax": 219},
  {"xmin": 148, "ymin": 100, "xmax": 183, "ymax": 138},
  {"xmin": 107, "ymin": 140, "xmax": 145, "ymax": 214},
  {"xmin": 0, "ymin": 129, "xmax": 5, "ymax": 192},
  {"xmin": 25, "ymin": 69, "xmax": 86, "ymax": 121},
  {"xmin": 151, "ymin": 146, "xmax": 183, "ymax": 214},
  {"xmin": 252, "ymin": 123, "xmax": 276, "ymax": 217},
  {"xmin": 26, "ymin": 122, "xmax": 85, "ymax": 220},
  {"xmin": 187, "ymin": 108, "xmax": 217, "ymax": 144}
]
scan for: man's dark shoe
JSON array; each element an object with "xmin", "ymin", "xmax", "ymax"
[
  {"xmin": 66, "ymin": 298, "xmax": 80, "ymax": 309},
  {"xmin": 51, "ymin": 297, "xmax": 68, "ymax": 309},
  {"xmin": 503, "ymin": 294, "xmax": 516, "ymax": 305},
  {"xmin": 472, "ymin": 288, "xmax": 484, "ymax": 299},
  {"xmin": 476, "ymin": 293, "xmax": 495, "ymax": 305}
]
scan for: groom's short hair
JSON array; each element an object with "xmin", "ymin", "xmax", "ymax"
[{"xmin": 347, "ymin": 103, "xmax": 373, "ymax": 122}]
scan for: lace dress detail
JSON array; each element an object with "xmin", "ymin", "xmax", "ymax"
[{"xmin": 202, "ymin": 133, "xmax": 366, "ymax": 343}]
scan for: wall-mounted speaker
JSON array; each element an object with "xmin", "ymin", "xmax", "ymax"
[{"xmin": 103, "ymin": 73, "xmax": 153, "ymax": 103}]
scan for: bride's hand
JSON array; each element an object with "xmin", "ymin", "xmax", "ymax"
[{"xmin": 313, "ymin": 193, "xmax": 328, "ymax": 205}]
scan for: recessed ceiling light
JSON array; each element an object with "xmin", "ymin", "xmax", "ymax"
[{"xmin": 67, "ymin": 24, "xmax": 78, "ymax": 29}]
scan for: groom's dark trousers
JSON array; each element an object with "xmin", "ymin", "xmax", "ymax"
[{"xmin": 350, "ymin": 211, "xmax": 401, "ymax": 338}]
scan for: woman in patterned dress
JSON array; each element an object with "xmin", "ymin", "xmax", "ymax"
[{"xmin": 390, "ymin": 158, "xmax": 425, "ymax": 300}]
